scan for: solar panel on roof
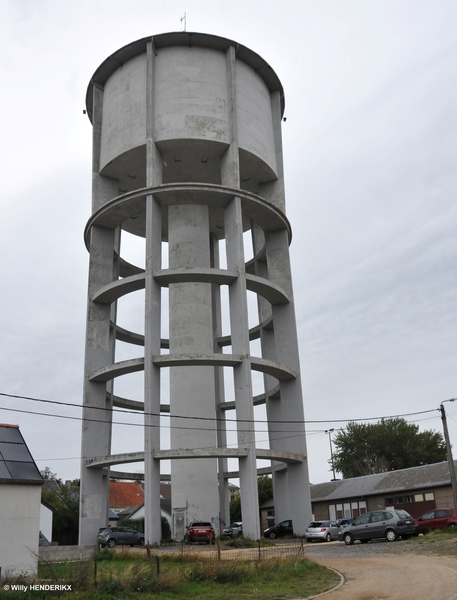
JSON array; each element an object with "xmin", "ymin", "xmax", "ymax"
[
  {"xmin": 0, "ymin": 427, "xmax": 21, "ymax": 444},
  {"xmin": 0, "ymin": 460, "xmax": 11, "ymax": 479},
  {"xmin": 0, "ymin": 442, "xmax": 33, "ymax": 462},
  {"xmin": 6, "ymin": 461, "xmax": 42, "ymax": 481}
]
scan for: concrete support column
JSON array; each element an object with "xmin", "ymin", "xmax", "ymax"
[
  {"xmin": 211, "ymin": 236, "xmax": 230, "ymax": 532},
  {"xmin": 265, "ymin": 228, "xmax": 312, "ymax": 535},
  {"xmin": 79, "ymin": 81, "xmax": 118, "ymax": 546},
  {"xmin": 251, "ymin": 223, "xmax": 290, "ymax": 521},
  {"xmin": 225, "ymin": 197, "xmax": 260, "ymax": 540},
  {"xmin": 79, "ymin": 226, "xmax": 117, "ymax": 545},
  {"xmin": 144, "ymin": 196, "xmax": 162, "ymax": 545},
  {"xmin": 169, "ymin": 205, "xmax": 219, "ymax": 532},
  {"xmin": 143, "ymin": 39, "xmax": 163, "ymax": 546}
]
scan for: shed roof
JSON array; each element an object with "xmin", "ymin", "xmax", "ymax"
[
  {"xmin": 311, "ymin": 461, "xmax": 456, "ymax": 503},
  {"xmin": 110, "ymin": 480, "xmax": 145, "ymax": 508},
  {"xmin": 0, "ymin": 424, "xmax": 43, "ymax": 485}
]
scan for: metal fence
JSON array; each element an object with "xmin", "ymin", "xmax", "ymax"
[{"xmin": 178, "ymin": 539, "xmax": 307, "ymax": 562}]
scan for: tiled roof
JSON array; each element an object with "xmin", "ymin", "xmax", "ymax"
[
  {"xmin": 310, "ymin": 460, "xmax": 457, "ymax": 502},
  {"xmin": 110, "ymin": 480, "xmax": 144, "ymax": 508},
  {"xmin": 0, "ymin": 424, "xmax": 43, "ymax": 485}
]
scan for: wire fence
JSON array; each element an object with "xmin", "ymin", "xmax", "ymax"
[{"xmin": 177, "ymin": 539, "xmax": 307, "ymax": 562}]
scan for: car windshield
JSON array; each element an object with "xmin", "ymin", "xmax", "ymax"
[
  {"xmin": 309, "ymin": 522, "xmax": 323, "ymax": 527},
  {"xmin": 191, "ymin": 522, "xmax": 211, "ymax": 527}
]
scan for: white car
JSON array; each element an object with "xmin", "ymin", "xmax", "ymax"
[{"xmin": 306, "ymin": 520, "xmax": 340, "ymax": 542}]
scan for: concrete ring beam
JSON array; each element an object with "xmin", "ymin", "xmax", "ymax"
[
  {"xmin": 110, "ymin": 383, "xmax": 280, "ymax": 414},
  {"xmin": 93, "ymin": 268, "xmax": 289, "ymax": 307},
  {"xmin": 84, "ymin": 183, "xmax": 291, "ymax": 250},
  {"xmin": 112, "ymin": 314, "xmax": 272, "ymax": 348},
  {"xmin": 85, "ymin": 447, "xmax": 304, "ymax": 470},
  {"xmin": 89, "ymin": 353, "xmax": 296, "ymax": 383}
]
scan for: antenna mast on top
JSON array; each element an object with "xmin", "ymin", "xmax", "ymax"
[{"xmin": 181, "ymin": 12, "xmax": 187, "ymax": 32}]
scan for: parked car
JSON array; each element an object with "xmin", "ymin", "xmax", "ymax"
[
  {"xmin": 306, "ymin": 520, "xmax": 340, "ymax": 542},
  {"xmin": 223, "ymin": 522, "xmax": 243, "ymax": 537},
  {"xmin": 338, "ymin": 509, "xmax": 415, "ymax": 545},
  {"xmin": 415, "ymin": 508, "xmax": 457, "ymax": 534},
  {"xmin": 97, "ymin": 526, "xmax": 145, "ymax": 548},
  {"xmin": 337, "ymin": 518, "xmax": 354, "ymax": 528},
  {"xmin": 184, "ymin": 521, "xmax": 215, "ymax": 544},
  {"xmin": 263, "ymin": 519, "xmax": 293, "ymax": 539}
]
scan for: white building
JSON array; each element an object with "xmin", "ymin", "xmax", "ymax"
[{"xmin": 0, "ymin": 424, "xmax": 43, "ymax": 578}]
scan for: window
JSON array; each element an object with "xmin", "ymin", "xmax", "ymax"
[
  {"xmin": 371, "ymin": 512, "xmax": 385, "ymax": 523},
  {"xmin": 424, "ymin": 492, "xmax": 434, "ymax": 501},
  {"xmin": 414, "ymin": 494, "xmax": 424, "ymax": 502}
]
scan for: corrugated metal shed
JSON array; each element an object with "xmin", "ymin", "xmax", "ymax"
[
  {"xmin": 0, "ymin": 424, "xmax": 43, "ymax": 485},
  {"xmin": 311, "ymin": 461, "xmax": 456, "ymax": 502}
]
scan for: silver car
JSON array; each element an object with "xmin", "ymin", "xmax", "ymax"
[
  {"xmin": 223, "ymin": 522, "xmax": 243, "ymax": 537},
  {"xmin": 306, "ymin": 520, "xmax": 340, "ymax": 542},
  {"xmin": 339, "ymin": 509, "xmax": 415, "ymax": 545}
]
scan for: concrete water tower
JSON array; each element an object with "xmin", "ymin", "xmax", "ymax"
[{"xmin": 79, "ymin": 32, "xmax": 312, "ymax": 545}]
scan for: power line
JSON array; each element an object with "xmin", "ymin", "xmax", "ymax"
[{"xmin": 0, "ymin": 391, "xmax": 441, "ymax": 426}]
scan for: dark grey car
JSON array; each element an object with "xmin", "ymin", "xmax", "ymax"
[
  {"xmin": 97, "ymin": 526, "xmax": 145, "ymax": 548},
  {"xmin": 339, "ymin": 509, "xmax": 415, "ymax": 545}
]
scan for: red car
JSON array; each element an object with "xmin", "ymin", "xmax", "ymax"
[
  {"xmin": 415, "ymin": 508, "xmax": 457, "ymax": 534},
  {"xmin": 183, "ymin": 521, "xmax": 215, "ymax": 544}
]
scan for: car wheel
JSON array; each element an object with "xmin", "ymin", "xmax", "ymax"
[
  {"xmin": 343, "ymin": 532, "xmax": 354, "ymax": 546},
  {"xmin": 137, "ymin": 537, "xmax": 145, "ymax": 546},
  {"xmin": 183, "ymin": 535, "xmax": 190, "ymax": 545},
  {"xmin": 448, "ymin": 523, "xmax": 457, "ymax": 528},
  {"xmin": 269, "ymin": 532, "xmax": 277, "ymax": 539},
  {"xmin": 386, "ymin": 529, "xmax": 398, "ymax": 542},
  {"xmin": 107, "ymin": 538, "xmax": 116, "ymax": 548},
  {"xmin": 325, "ymin": 533, "xmax": 331, "ymax": 542}
]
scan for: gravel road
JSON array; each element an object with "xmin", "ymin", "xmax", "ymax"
[{"xmin": 303, "ymin": 537, "xmax": 457, "ymax": 599}]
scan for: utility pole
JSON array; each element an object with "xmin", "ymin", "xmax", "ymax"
[
  {"xmin": 325, "ymin": 428, "xmax": 337, "ymax": 481},
  {"xmin": 440, "ymin": 399, "xmax": 457, "ymax": 512}
]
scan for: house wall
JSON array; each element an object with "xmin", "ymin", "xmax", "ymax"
[
  {"xmin": 312, "ymin": 484, "xmax": 455, "ymax": 522},
  {"xmin": 0, "ymin": 485, "xmax": 41, "ymax": 578}
]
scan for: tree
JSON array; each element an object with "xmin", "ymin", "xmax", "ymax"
[
  {"xmin": 41, "ymin": 469, "xmax": 79, "ymax": 545},
  {"xmin": 332, "ymin": 418, "xmax": 447, "ymax": 479},
  {"xmin": 229, "ymin": 475, "xmax": 273, "ymax": 523},
  {"xmin": 40, "ymin": 466, "xmax": 62, "ymax": 484}
]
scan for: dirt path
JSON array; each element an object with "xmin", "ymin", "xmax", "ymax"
[{"xmin": 313, "ymin": 553, "xmax": 457, "ymax": 599}]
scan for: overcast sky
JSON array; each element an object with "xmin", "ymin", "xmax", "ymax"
[{"xmin": 1, "ymin": 0, "xmax": 456, "ymax": 490}]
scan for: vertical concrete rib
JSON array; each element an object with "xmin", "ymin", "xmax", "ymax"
[
  {"xmin": 265, "ymin": 228, "xmax": 312, "ymax": 535},
  {"xmin": 79, "ymin": 82, "xmax": 118, "ymax": 545},
  {"xmin": 144, "ymin": 40, "xmax": 162, "ymax": 545},
  {"xmin": 211, "ymin": 236, "xmax": 230, "ymax": 532},
  {"xmin": 225, "ymin": 198, "xmax": 260, "ymax": 540}
]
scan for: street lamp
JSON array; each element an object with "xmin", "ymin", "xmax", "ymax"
[{"xmin": 325, "ymin": 428, "xmax": 337, "ymax": 481}]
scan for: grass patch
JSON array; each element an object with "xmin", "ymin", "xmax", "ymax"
[{"xmin": 0, "ymin": 553, "xmax": 339, "ymax": 600}]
